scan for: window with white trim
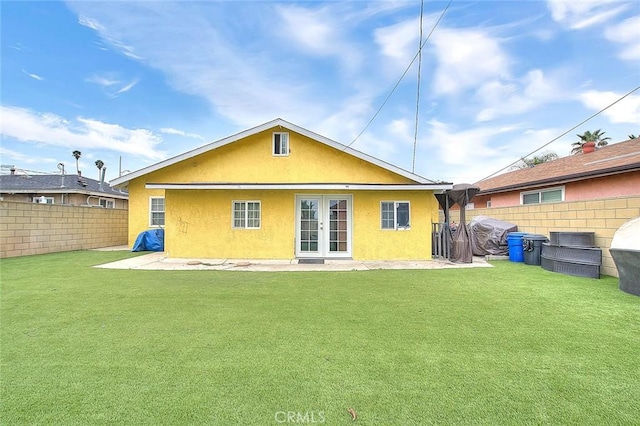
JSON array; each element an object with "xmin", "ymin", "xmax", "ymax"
[
  {"xmin": 381, "ymin": 201, "xmax": 410, "ymax": 230},
  {"xmin": 273, "ymin": 132, "xmax": 289, "ymax": 156},
  {"xmin": 233, "ymin": 201, "xmax": 261, "ymax": 229},
  {"xmin": 149, "ymin": 197, "xmax": 165, "ymax": 226},
  {"xmin": 32, "ymin": 196, "xmax": 54, "ymax": 204},
  {"xmin": 521, "ymin": 187, "xmax": 564, "ymax": 205},
  {"xmin": 99, "ymin": 198, "xmax": 115, "ymax": 208}
]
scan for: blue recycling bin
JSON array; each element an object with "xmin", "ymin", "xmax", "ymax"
[{"xmin": 507, "ymin": 232, "xmax": 528, "ymax": 262}]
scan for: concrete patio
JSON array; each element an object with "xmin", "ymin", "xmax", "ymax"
[{"xmin": 93, "ymin": 247, "xmax": 494, "ymax": 272}]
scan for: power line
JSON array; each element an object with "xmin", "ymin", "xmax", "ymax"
[
  {"xmin": 478, "ymin": 84, "xmax": 640, "ymax": 182},
  {"xmin": 412, "ymin": 0, "xmax": 425, "ymax": 173},
  {"xmin": 347, "ymin": 0, "xmax": 452, "ymax": 148}
]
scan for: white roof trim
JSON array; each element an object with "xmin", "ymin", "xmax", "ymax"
[
  {"xmin": 111, "ymin": 118, "xmax": 440, "ymax": 187},
  {"xmin": 145, "ymin": 183, "xmax": 453, "ymax": 191}
]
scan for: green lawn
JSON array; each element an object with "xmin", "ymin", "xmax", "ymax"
[{"xmin": 1, "ymin": 251, "xmax": 639, "ymax": 425}]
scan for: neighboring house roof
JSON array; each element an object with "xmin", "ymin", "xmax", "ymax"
[
  {"xmin": 111, "ymin": 118, "xmax": 451, "ymax": 188},
  {"xmin": 476, "ymin": 138, "xmax": 640, "ymax": 195},
  {"xmin": 0, "ymin": 173, "xmax": 129, "ymax": 199}
]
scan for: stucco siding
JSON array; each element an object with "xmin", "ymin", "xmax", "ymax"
[
  {"xmin": 165, "ymin": 189, "xmax": 295, "ymax": 259},
  {"xmin": 126, "ymin": 126, "xmax": 431, "ymax": 253},
  {"xmin": 352, "ymin": 191, "xmax": 437, "ymax": 260},
  {"xmin": 565, "ymin": 173, "xmax": 640, "ymax": 201},
  {"xmin": 160, "ymin": 189, "xmax": 436, "ymax": 260}
]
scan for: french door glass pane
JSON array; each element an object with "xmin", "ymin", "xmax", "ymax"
[
  {"xmin": 329, "ymin": 199, "xmax": 348, "ymax": 252},
  {"xmin": 300, "ymin": 199, "xmax": 319, "ymax": 252}
]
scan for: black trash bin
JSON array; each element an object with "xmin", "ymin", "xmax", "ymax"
[{"xmin": 523, "ymin": 234, "xmax": 549, "ymax": 266}]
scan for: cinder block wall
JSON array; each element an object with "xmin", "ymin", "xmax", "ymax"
[
  {"xmin": 0, "ymin": 201, "xmax": 128, "ymax": 258},
  {"xmin": 442, "ymin": 195, "xmax": 640, "ymax": 277}
]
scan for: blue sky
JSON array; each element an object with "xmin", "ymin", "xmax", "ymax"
[{"xmin": 1, "ymin": 0, "xmax": 639, "ymax": 184}]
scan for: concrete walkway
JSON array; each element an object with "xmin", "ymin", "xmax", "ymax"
[{"xmin": 93, "ymin": 248, "xmax": 494, "ymax": 272}]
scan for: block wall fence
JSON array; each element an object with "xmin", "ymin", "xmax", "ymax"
[
  {"xmin": 443, "ymin": 195, "xmax": 640, "ymax": 278},
  {"xmin": 0, "ymin": 201, "xmax": 128, "ymax": 258}
]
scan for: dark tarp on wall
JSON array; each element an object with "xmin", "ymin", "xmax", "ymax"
[
  {"xmin": 469, "ymin": 216, "xmax": 518, "ymax": 256},
  {"xmin": 132, "ymin": 229, "xmax": 165, "ymax": 252}
]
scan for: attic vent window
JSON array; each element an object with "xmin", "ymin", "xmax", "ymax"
[{"xmin": 273, "ymin": 132, "xmax": 289, "ymax": 156}]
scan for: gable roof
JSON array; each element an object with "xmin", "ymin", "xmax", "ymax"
[
  {"xmin": 476, "ymin": 138, "xmax": 640, "ymax": 195},
  {"xmin": 0, "ymin": 173, "xmax": 129, "ymax": 199},
  {"xmin": 111, "ymin": 118, "xmax": 449, "ymax": 187}
]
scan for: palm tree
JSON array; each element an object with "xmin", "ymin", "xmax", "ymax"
[
  {"xmin": 95, "ymin": 159, "xmax": 104, "ymax": 180},
  {"xmin": 511, "ymin": 151, "xmax": 559, "ymax": 170},
  {"xmin": 571, "ymin": 129, "xmax": 611, "ymax": 154},
  {"xmin": 72, "ymin": 150, "xmax": 82, "ymax": 174}
]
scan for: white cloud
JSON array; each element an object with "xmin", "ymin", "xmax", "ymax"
[
  {"xmin": 115, "ymin": 78, "xmax": 139, "ymax": 95},
  {"xmin": 431, "ymin": 28, "xmax": 511, "ymax": 95},
  {"xmin": 546, "ymin": 0, "xmax": 629, "ymax": 29},
  {"xmin": 78, "ymin": 13, "xmax": 142, "ymax": 59},
  {"xmin": 86, "ymin": 73, "xmax": 139, "ymax": 97},
  {"xmin": 375, "ymin": 18, "xmax": 420, "ymax": 64},
  {"xmin": 476, "ymin": 69, "xmax": 567, "ymax": 122},
  {"xmin": 275, "ymin": 4, "xmax": 363, "ymax": 73},
  {"xmin": 86, "ymin": 74, "xmax": 119, "ymax": 87},
  {"xmin": 0, "ymin": 147, "xmax": 53, "ymax": 165},
  {"xmin": 21, "ymin": 69, "xmax": 43, "ymax": 81},
  {"xmin": 78, "ymin": 14, "xmax": 104, "ymax": 31},
  {"xmin": 604, "ymin": 15, "xmax": 640, "ymax": 60},
  {"xmin": 578, "ymin": 90, "xmax": 640, "ymax": 124},
  {"xmin": 67, "ymin": 2, "xmax": 324, "ymax": 127},
  {"xmin": 160, "ymin": 127, "xmax": 204, "ymax": 140},
  {"xmin": 0, "ymin": 106, "xmax": 166, "ymax": 160},
  {"xmin": 417, "ymin": 121, "xmax": 572, "ymax": 182}
]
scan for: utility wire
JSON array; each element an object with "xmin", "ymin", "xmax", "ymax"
[
  {"xmin": 412, "ymin": 0, "xmax": 424, "ymax": 173},
  {"xmin": 347, "ymin": 0, "xmax": 452, "ymax": 148},
  {"xmin": 478, "ymin": 84, "xmax": 640, "ymax": 182}
]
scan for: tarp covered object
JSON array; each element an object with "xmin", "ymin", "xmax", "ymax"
[
  {"xmin": 448, "ymin": 184, "xmax": 480, "ymax": 263},
  {"xmin": 470, "ymin": 216, "xmax": 518, "ymax": 256},
  {"xmin": 610, "ymin": 216, "xmax": 640, "ymax": 296},
  {"xmin": 132, "ymin": 229, "xmax": 165, "ymax": 252}
]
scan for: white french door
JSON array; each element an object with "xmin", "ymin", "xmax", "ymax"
[{"xmin": 295, "ymin": 195, "xmax": 352, "ymax": 258}]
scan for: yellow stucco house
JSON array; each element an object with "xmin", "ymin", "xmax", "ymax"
[{"xmin": 111, "ymin": 119, "xmax": 452, "ymax": 260}]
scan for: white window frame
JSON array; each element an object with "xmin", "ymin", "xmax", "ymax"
[
  {"xmin": 486, "ymin": 200, "xmax": 492, "ymax": 208},
  {"xmin": 232, "ymin": 200, "xmax": 261, "ymax": 229},
  {"xmin": 520, "ymin": 186, "xmax": 565, "ymax": 205},
  {"xmin": 149, "ymin": 196, "xmax": 165, "ymax": 227},
  {"xmin": 272, "ymin": 132, "xmax": 289, "ymax": 156},
  {"xmin": 380, "ymin": 201, "xmax": 411, "ymax": 230},
  {"xmin": 99, "ymin": 198, "xmax": 115, "ymax": 209},
  {"xmin": 32, "ymin": 196, "xmax": 54, "ymax": 204}
]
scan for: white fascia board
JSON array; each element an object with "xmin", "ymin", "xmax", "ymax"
[
  {"xmin": 111, "ymin": 118, "xmax": 442, "ymax": 187},
  {"xmin": 146, "ymin": 183, "xmax": 453, "ymax": 191}
]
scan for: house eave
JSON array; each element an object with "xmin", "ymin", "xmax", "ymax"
[
  {"xmin": 145, "ymin": 183, "xmax": 453, "ymax": 191},
  {"xmin": 478, "ymin": 164, "xmax": 640, "ymax": 196}
]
